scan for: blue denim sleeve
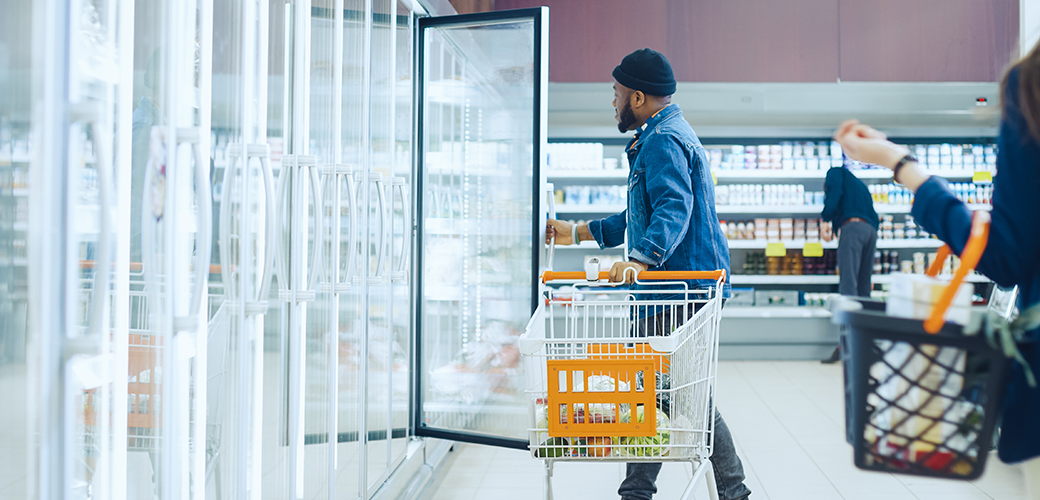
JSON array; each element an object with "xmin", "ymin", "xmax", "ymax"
[
  {"xmin": 587, "ymin": 210, "xmax": 627, "ymax": 249},
  {"xmin": 629, "ymin": 136, "xmax": 693, "ymax": 267}
]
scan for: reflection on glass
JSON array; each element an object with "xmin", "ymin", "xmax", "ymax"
[
  {"xmin": 390, "ymin": 0, "xmax": 413, "ymax": 465},
  {"xmin": 421, "ymin": 19, "xmax": 537, "ymax": 440},
  {"xmin": 367, "ymin": 0, "xmax": 394, "ymax": 487},
  {"xmin": 0, "ymin": 3, "xmax": 33, "ymax": 497},
  {"xmin": 334, "ymin": 1, "xmax": 366, "ymax": 498}
]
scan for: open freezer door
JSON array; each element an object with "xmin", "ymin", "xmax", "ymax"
[{"xmin": 414, "ymin": 7, "xmax": 548, "ymax": 449}]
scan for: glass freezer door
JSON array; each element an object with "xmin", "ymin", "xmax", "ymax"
[{"xmin": 415, "ymin": 7, "xmax": 548, "ymax": 449}]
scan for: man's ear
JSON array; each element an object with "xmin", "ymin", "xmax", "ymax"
[{"xmin": 630, "ymin": 90, "xmax": 646, "ymax": 110}]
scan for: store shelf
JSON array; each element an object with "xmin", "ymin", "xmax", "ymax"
[
  {"xmin": 875, "ymin": 204, "xmax": 991, "ymax": 213},
  {"xmin": 546, "ymin": 170, "xmax": 628, "ymax": 181},
  {"xmin": 722, "ymin": 306, "xmax": 832, "ymax": 319},
  {"xmin": 713, "ymin": 168, "xmax": 983, "ymax": 181},
  {"xmin": 731, "ymin": 273, "xmax": 990, "ymax": 285},
  {"xmin": 716, "ymin": 205, "xmax": 824, "ymax": 215},
  {"xmin": 725, "ymin": 239, "xmax": 944, "ymax": 250},
  {"xmin": 12, "ymin": 221, "xmax": 27, "ymax": 231},
  {"xmin": 11, "ymin": 188, "xmax": 29, "ymax": 197},
  {"xmin": 874, "ymin": 239, "xmax": 945, "ymax": 249},
  {"xmin": 872, "ymin": 273, "xmax": 990, "ymax": 284},
  {"xmin": 726, "ymin": 239, "xmax": 836, "ymax": 250},
  {"xmin": 555, "ymin": 204, "xmax": 627, "ymax": 214},
  {"xmin": 731, "ymin": 275, "xmax": 838, "ymax": 285}
]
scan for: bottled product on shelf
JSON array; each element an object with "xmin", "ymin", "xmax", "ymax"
[
  {"xmin": 741, "ymin": 250, "xmax": 838, "ymax": 276},
  {"xmin": 546, "ymin": 143, "xmax": 608, "ymax": 171},
  {"xmin": 554, "ymin": 186, "xmax": 627, "ymax": 206},
  {"xmin": 715, "ymin": 184, "xmax": 823, "ymax": 206},
  {"xmin": 708, "ymin": 141, "xmax": 843, "ymax": 171},
  {"xmin": 871, "ymin": 182, "xmax": 993, "ymax": 206},
  {"xmin": 720, "ymin": 218, "xmax": 831, "ymax": 242},
  {"xmin": 877, "ymin": 215, "xmax": 932, "ymax": 240},
  {"xmin": 706, "ymin": 141, "xmax": 997, "ymax": 174}
]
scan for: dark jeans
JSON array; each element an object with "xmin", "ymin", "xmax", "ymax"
[
  {"xmin": 619, "ymin": 407, "xmax": 751, "ymax": 500},
  {"xmin": 837, "ymin": 220, "xmax": 877, "ymax": 297},
  {"xmin": 621, "ymin": 301, "xmax": 751, "ymax": 500}
]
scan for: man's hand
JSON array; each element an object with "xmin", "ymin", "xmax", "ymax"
[
  {"xmin": 546, "ymin": 218, "xmax": 575, "ymax": 245},
  {"xmin": 609, "ymin": 260, "xmax": 648, "ymax": 284}
]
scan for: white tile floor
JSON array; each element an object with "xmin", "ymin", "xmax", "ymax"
[{"xmin": 421, "ymin": 361, "xmax": 1027, "ymax": 500}]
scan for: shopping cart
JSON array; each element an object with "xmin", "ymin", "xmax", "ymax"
[
  {"xmin": 519, "ymin": 267, "xmax": 726, "ymax": 500},
  {"xmin": 78, "ymin": 262, "xmax": 231, "ymax": 494},
  {"xmin": 836, "ymin": 212, "xmax": 1024, "ymax": 479}
]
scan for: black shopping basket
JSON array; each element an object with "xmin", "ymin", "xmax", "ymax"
[{"xmin": 836, "ymin": 212, "xmax": 1012, "ymax": 480}]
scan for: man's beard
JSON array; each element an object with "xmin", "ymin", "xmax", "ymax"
[{"xmin": 617, "ymin": 101, "xmax": 637, "ymax": 133}]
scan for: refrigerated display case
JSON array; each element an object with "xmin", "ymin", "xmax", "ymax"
[
  {"xmin": 7, "ymin": 2, "xmax": 550, "ymax": 498},
  {"xmin": 414, "ymin": 7, "xmax": 549, "ymax": 449}
]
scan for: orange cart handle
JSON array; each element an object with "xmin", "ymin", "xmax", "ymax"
[
  {"xmin": 923, "ymin": 211, "xmax": 990, "ymax": 334},
  {"xmin": 541, "ymin": 269, "xmax": 726, "ymax": 283}
]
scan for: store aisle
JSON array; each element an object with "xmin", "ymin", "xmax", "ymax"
[{"xmin": 421, "ymin": 361, "xmax": 1026, "ymax": 500}]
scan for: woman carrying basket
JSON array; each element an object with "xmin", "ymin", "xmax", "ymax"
[{"xmin": 833, "ymin": 40, "xmax": 1040, "ymax": 497}]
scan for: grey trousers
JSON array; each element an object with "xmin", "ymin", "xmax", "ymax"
[{"xmin": 837, "ymin": 220, "xmax": 877, "ymax": 297}]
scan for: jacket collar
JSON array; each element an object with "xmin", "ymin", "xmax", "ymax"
[{"xmin": 628, "ymin": 103, "xmax": 682, "ymax": 152}]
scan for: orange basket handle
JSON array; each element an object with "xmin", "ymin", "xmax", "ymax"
[
  {"xmin": 541, "ymin": 269, "xmax": 726, "ymax": 283},
  {"xmin": 923, "ymin": 211, "xmax": 990, "ymax": 334}
]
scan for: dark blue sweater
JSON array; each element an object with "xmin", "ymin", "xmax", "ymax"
[
  {"xmin": 911, "ymin": 67, "xmax": 1040, "ymax": 464},
  {"xmin": 821, "ymin": 167, "xmax": 879, "ymax": 229}
]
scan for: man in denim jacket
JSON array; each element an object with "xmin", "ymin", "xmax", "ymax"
[{"xmin": 546, "ymin": 49, "xmax": 750, "ymax": 500}]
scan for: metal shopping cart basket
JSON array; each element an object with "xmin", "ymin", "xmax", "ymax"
[
  {"xmin": 519, "ymin": 267, "xmax": 726, "ymax": 500},
  {"xmin": 835, "ymin": 212, "xmax": 1028, "ymax": 480}
]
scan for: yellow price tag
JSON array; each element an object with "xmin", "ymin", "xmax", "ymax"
[
  {"xmin": 972, "ymin": 171, "xmax": 993, "ymax": 183},
  {"xmin": 765, "ymin": 242, "xmax": 786, "ymax": 257},
  {"xmin": 803, "ymin": 242, "xmax": 824, "ymax": 257},
  {"xmin": 712, "ymin": 172, "xmax": 717, "ymax": 185}
]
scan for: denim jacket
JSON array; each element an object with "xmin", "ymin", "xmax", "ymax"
[{"xmin": 588, "ymin": 104, "xmax": 731, "ymax": 298}]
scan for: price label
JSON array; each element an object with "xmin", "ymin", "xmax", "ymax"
[
  {"xmin": 765, "ymin": 242, "xmax": 786, "ymax": 257},
  {"xmin": 803, "ymin": 242, "xmax": 824, "ymax": 257},
  {"xmin": 712, "ymin": 172, "xmax": 717, "ymax": 185},
  {"xmin": 972, "ymin": 171, "xmax": 993, "ymax": 183}
]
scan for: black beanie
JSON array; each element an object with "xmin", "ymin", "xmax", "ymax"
[{"xmin": 612, "ymin": 48, "xmax": 676, "ymax": 97}]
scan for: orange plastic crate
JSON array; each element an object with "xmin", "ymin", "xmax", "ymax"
[{"xmin": 546, "ymin": 359, "xmax": 657, "ymax": 438}]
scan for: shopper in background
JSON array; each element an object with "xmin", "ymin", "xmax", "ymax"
[
  {"xmin": 819, "ymin": 165, "xmax": 879, "ymax": 363},
  {"xmin": 546, "ymin": 48, "xmax": 751, "ymax": 500},
  {"xmin": 833, "ymin": 38, "xmax": 1040, "ymax": 499}
]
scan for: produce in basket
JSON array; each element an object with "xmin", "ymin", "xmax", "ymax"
[
  {"xmin": 617, "ymin": 406, "xmax": 671, "ymax": 457},
  {"xmin": 585, "ymin": 436, "xmax": 612, "ymax": 457},
  {"xmin": 535, "ymin": 437, "xmax": 567, "ymax": 458}
]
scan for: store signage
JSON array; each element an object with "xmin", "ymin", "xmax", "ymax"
[
  {"xmin": 803, "ymin": 242, "xmax": 824, "ymax": 257},
  {"xmin": 972, "ymin": 171, "xmax": 993, "ymax": 183}
]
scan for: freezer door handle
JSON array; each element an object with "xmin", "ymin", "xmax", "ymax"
[
  {"xmin": 184, "ymin": 128, "xmax": 213, "ymax": 323},
  {"xmin": 319, "ymin": 164, "xmax": 356, "ymax": 294},
  {"xmin": 70, "ymin": 102, "xmax": 114, "ymax": 340},
  {"xmin": 275, "ymin": 154, "xmax": 323, "ymax": 302},
  {"xmin": 391, "ymin": 176, "xmax": 408, "ymax": 283},
  {"xmin": 545, "ymin": 182, "xmax": 555, "ymax": 271},
  {"xmin": 306, "ymin": 162, "xmax": 324, "ymax": 292},
  {"xmin": 221, "ymin": 143, "xmax": 276, "ymax": 313},
  {"xmin": 361, "ymin": 173, "xmax": 387, "ymax": 286}
]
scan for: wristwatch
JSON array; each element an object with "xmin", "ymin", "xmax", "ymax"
[{"xmin": 892, "ymin": 153, "xmax": 918, "ymax": 184}]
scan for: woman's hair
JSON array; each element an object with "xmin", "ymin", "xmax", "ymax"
[{"xmin": 1003, "ymin": 38, "xmax": 1040, "ymax": 142}]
